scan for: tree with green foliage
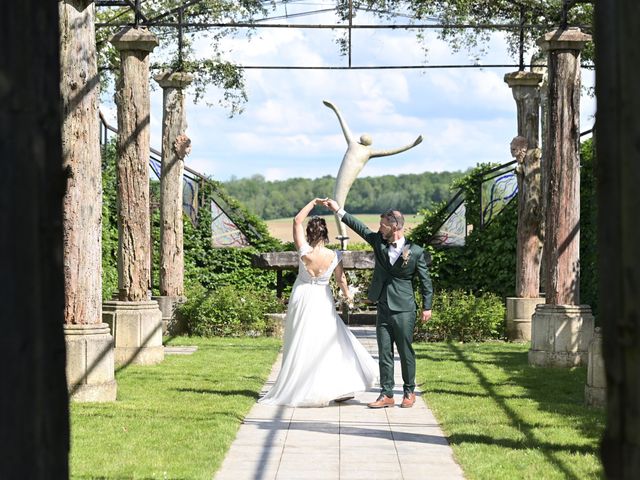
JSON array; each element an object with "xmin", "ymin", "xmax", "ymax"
[
  {"xmin": 96, "ymin": 0, "xmax": 272, "ymax": 114},
  {"xmin": 223, "ymin": 171, "xmax": 464, "ymax": 220},
  {"xmin": 351, "ymin": 1, "xmax": 593, "ymax": 63}
]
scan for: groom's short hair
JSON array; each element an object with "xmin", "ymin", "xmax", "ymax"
[{"xmin": 381, "ymin": 209, "xmax": 404, "ymax": 228}]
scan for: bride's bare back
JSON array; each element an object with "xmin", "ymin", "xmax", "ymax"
[{"xmin": 301, "ymin": 246, "xmax": 336, "ymax": 277}]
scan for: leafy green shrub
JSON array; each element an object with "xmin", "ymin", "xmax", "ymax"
[
  {"xmin": 415, "ymin": 289, "xmax": 506, "ymax": 342},
  {"xmin": 177, "ymin": 284, "xmax": 285, "ymax": 337}
]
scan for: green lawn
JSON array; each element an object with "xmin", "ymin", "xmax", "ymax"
[
  {"xmin": 69, "ymin": 336, "xmax": 280, "ymax": 480},
  {"xmin": 70, "ymin": 338, "xmax": 605, "ymax": 479},
  {"xmin": 415, "ymin": 341, "xmax": 605, "ymax": 480}
]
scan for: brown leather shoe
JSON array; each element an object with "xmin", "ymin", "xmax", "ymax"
[
  {"xmin": 401, "ymin": 392, "xmax": 416, "ymax": 408},
  {"xmin": 367, "ymin": 395, "xmax": 394, "ymax": 408}
]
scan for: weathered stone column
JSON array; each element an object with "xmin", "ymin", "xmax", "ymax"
[
  {"xmin": 152, "ymin": 71, "xmax": 192, "ymax": 335},
  {"xmin": 104, "ymin": 26, "xmax": 163, "ymax": 366},
  {"xmin": 504, "ymin": 71, "xmax": 543, "ymax": 148},
  {"xmin": 504, "ymin": 72, "xmax": 545, "ymax": 341},
  {"xmin": 529, "ymin": 28, "xmax": 594, "ymax": 367},
  {"xmin": 59, "ymin": 0, "xmax": 116, "ymax": 401},
  {"xmin": 531, "ymin": 50, "xmax": 549, "ymax": 298}
]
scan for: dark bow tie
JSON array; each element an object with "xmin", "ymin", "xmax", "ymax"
[{"xmin": 389, "ymin": 242, "xmax": 398, "ymax": 248}]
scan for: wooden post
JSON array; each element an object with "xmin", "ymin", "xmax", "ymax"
[
  {"xmin": 595, "ymin": 0, "xmax": 640, "ymax": 476},
  {"xmin": 0, "ymin": 0, "xmax": 69, "ymax": 475}
]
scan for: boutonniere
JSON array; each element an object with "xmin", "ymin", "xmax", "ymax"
[{"xmin": 401, "ymin": 246, "xmax": 411, "ymax": 267}]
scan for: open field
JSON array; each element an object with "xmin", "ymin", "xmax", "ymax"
[{"xmin": 265, "ymin": 213, "xmax": 422, "ymax": 244}]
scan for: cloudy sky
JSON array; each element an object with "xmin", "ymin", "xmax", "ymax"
[{"xmin": 102, "ymin": 1, "xmax": 596, "ymax": 182}]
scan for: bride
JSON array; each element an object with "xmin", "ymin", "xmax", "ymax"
[{"xmin": 259, "ymin": 198, "xmax": 378, "ymax": 407}]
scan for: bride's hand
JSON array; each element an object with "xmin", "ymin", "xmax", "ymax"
[{"xmin": 314, "ymin": 197, "xmax": 328, "ymax": 205}]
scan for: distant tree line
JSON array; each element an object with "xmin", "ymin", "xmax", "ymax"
[{"xmin": 223, "ymin": 171, "xmax": 465, "ymax": 220}]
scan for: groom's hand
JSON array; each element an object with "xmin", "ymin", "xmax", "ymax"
[
  {"xmin": 324, "ymin": 199, "xmax": 340, "ymax": 212},
  {"xmin": 421, "ymin": 310, "xmax": 432, "ymax": 323}
]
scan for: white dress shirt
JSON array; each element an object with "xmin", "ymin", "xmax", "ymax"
[{"xmin": 387, "ymin": 237, "xmax": 405, "ymax": 264}]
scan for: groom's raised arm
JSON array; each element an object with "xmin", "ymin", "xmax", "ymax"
[{"xmin": 324, "ymin": 199, "xmax": 377, "ymax": 245}]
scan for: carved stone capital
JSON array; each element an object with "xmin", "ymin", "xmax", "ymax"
[
  {"xmin": 154, "ymin": 71, "xmax": 194, "ymax": 89},
  {"xmin": 537, "ymin": 27, "xmax": 592, "ymax": 52},
  {"xmin": 504, "ymin": 71, "xmax": 544, "ymax": 88},
  {"xmin": 110, "ymin": 26, "xmax": 158, "ymax": 52}
]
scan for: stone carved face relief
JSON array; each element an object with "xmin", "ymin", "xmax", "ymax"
[{"xmin": 510, "ymin": 136, "xmax": 528, "ymax": 164}]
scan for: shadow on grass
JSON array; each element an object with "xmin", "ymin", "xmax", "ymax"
[
  {"xmin": 175, "ymin": 387, "xmax": 260, "ymax": 399},
  {"xmin": 447, "ymin": 432, "xmax": 598, "ymax": 456},
  {"xmin": 426, "ymin": 342, "xmax": 603, "ymax": 480}
]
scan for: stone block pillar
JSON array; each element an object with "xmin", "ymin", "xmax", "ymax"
[
  {"xmin": 528, "ymin": 305, "xmax": 594, "ymax": 366},
  {"xmin": 108, "ymin": 27, "xmax": 163, "ymax": 365},
  {"xmin": 152, "ymin": 71, "xmax": 193, "ymax": 334},
  {"xmin": 585, "ymin": 328, "xmax": 605, "ymax": 408},
  {"xmin": 60, "ymin": 0, "xmax": 116, "ymax": 400},
  {"xmin": 528, "ymin": 28, "xmax": 594, "ymax": 366},
  {"xmin": 103, "ymin": 301, "xmax": 163, "ymax": 366},
  {"xmin": 64, "ymin": 323, "xmax": 117, "ymax": 401}
]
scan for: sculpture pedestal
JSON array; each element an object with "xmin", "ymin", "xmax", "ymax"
[
  {"xmin": 64, "ymin": 323, "xmax": 117, "ymax": 402},
  {"xmin": 528, "ymin": 304, "xmax": 594, "ymax": 367},
  {"xmin": 585, "ymin": 328, "xmax": 606, "ymax": 407},
  {"xmin": 103, "ymin": 300, "xmax": 164, "ymax": 366},
  {"xmin": 152, "ymin": 295, "xmax": 186, "ymax": 335},
  {"xmin": 505, "ymin": 297, "xmax": 544, "ymax": 341}
]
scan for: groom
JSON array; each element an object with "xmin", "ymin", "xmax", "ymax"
[{"xmin": 324, "ymin": 199, "xmax": 433, "ymax": 408}]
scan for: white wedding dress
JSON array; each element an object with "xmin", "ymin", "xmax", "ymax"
[{"xmin": 259, "ymin": 244, "xmax": 379, "ymax": 407}]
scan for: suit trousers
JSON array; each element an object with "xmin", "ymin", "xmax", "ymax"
[{"xmin": 376, "ymin": 296, "xmax": 416, "ymax": 397}]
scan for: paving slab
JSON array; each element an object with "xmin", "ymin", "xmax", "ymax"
[{"xmin": 213, "ymin": 325, "xmax": 465, "ymax": 480}]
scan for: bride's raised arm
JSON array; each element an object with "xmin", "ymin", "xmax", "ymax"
[{"xmin": 293, "ymin": 198, "xmax": 326, "ymax": 250}]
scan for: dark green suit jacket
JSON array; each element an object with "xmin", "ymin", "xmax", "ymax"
[{"xmin": 342, "ymin": 212, "xmax": 433, "ymax": 312}]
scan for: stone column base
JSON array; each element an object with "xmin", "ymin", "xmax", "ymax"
[
  {"xmin": 505, "ymin": 297, "xmax": 544, "ymax": 341},
  {"xmin": 585, "ymin": 327, "xmax": 606, "ymax": 407},
  {"xmin": 528, "ymin": 304, "xmax": 594, "ymax": 367},
  {"xmin": 64, "ymin": 323, "xmax": 117, "ymax": 402},
  {"xmin": 103, "ymin": 300, "xmax": 164, "ymax": 366},
  {"xmin": 152, "ymin": 295, "xmax": 186, "ymax": 335}
]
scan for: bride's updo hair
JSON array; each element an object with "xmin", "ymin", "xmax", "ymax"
[{"xmin": 306, "ymin": 216, "xmax": 329, "ymax": 245}]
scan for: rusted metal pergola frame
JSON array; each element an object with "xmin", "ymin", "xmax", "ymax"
[{"xmin": 95, "ymin": 0, "xmax": 595, "ymax": 72}]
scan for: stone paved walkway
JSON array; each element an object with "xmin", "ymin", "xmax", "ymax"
[{"xmin": 214, "ymin": 326, "xmax": 465, "ymax": 480}]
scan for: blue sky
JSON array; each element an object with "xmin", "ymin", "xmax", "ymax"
[{"xmin": 102, "ymin": 1, "xmax": 596, "ymax": 182}]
